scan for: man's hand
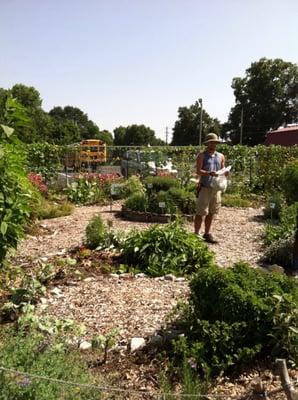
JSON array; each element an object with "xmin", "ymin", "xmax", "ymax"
[
  {"xmin": 224, "ymin": 171, "xmax": 230, "ymax": 177},
  {"xmin": 210, "ymin": 171, "xmax": 218, "ymax": 177}
]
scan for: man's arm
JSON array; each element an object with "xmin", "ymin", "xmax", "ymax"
[
  {"xmin": 196, "ymin": 153, "xmax": 217, "ymax": 177},
  {"xmin": 221, "ymin": 154, "xmax": 230, "ymax": 176},
  {"xmin": 221, "ymin": 154, "xmax": 225, "ymax": 169}
]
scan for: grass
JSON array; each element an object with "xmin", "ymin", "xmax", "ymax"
[{"xmin": 35, "ymin": 198, "xmax": 74, "ymax": 219}]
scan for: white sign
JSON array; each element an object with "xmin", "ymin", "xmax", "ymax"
[
  {"xmin": 159, "ymin": 202, "xmax": 166, "ymax": 208},
  {"xmin": 270, "ymin": 203, "xmax": 276, "ymax": 209},
  {"xmin": 147, "ymin": 183, "xmax": 153, "ymax": 189}
]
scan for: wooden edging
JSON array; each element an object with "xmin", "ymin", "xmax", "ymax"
[{"xmin": 119, "ymin": 209, "xmax": 194, "ymax": 223}]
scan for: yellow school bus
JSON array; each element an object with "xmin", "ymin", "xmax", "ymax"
[{"xmin": 64, "ymin": 139, "xmax": 107, "ymax": 170}]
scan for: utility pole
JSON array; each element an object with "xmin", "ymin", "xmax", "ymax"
[
  {"xmin": 240, "ymin": 107, "xmax": 244, "ymax": 145},
  {"xmin": 165, "ymin": 126, "xmax": 169, "ymax": 145},
  {"xmin": 199, "ymin": 98, "xmax": 203, "ymax": 146}
]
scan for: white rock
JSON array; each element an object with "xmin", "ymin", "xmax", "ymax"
[
  {"xmin": 50, "ymin": 287, "xmax": 64, "ymax": 298},
  {"xmin": 130, "ymin": 337, "xmax": 146, "ymax": 353},
  {"xmin": 50, "ymin": 287, "xmax": 62, "ymax": 296},
  {"xmin": 164, "ymin": 274, "xmax": 176, "ymax": 281},
  {"xmin": 83, "ymin": 277, "xmax": 95, "ymax": 282},
  {"xmin": 79, "ymin": 341, "xmax": 92, "ymax": 351},
  {"xmin": 135, "ymin": 273, "xmax": 146, "ymax": 278},
  {"xmin": 175, "ymin": 277, "xmax": 186, "ymax": 282},
  {"xmin": 40, "ymin": 257, "xmax": 48, "ymax": 262},
  {"xmin": 40, "ymin": 297, "xmax": 47, "ymax": 304},
  {"xmin": 110, "ymin": 273, "xmax": 119, "ymax": 278}
]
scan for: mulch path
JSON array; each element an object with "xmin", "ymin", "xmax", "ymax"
[
  {"xmin": 14, "ymin": 203, "xmax": 288, "ymax": 399},
  {"xmin": 17, "ymin": 202, "xmax": 265, "ymax": 267}
]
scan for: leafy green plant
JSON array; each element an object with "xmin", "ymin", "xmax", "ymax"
[
  {"xmin": 65, "ymin": 178, "xmax": 107, "ymax": 204},
  {"xmin": 172, "ymin": 263, "xmax": 298, "ymax": 376},
  {"xmin": 85, "ymin": 215, "xmax": 106, "ymax": 249},
  {"xmin": 0, "ymin": 122, "xmax": 34, "ymax": 266},
  {"xmin": 121, "ymin": 221, "xmax": 214, "ymax": 276},
  {"xmin": 91, "ymin": 328, "xmax": 119, "ymax": 364},
  {"xmin": 281, "ymin": 160, "xmax": 298, "ymax": 204},
  {"xmin": 144, "ymin": 175, "xmax": 180, "ymax": 192},
  {"xmin": 264, "ymin": 202, "xmax": 298, "ymax": 245}
]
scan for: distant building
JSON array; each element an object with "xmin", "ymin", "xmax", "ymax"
[{"xmin": 264, "ymin": 125, "xmax": 298, "ymax": 146}]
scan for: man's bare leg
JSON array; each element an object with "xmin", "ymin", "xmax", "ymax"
[
  {"xmin": 204, "ymin": 213, "xmax": 214, "ymax": 235},
  {"xmin": 194, "ymin": 215, "xmax": 203, "ymax": 234}
]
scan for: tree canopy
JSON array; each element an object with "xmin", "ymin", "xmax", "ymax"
[
  {"xmin": 224, "ymin": 58, "xmax": 298, "ymax": 145},
  {"xmin": 113, "ymin": 124, "xmax": 164, "ymax": 146},
  {"xmin": 171, "ymin": 101, "xmax": 221, "ymax": 145},
  {"xmin": 0, "ymin": 84, "xmax": 110, "ymax": 144}
]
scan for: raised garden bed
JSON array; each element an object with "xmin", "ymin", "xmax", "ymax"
[{"xmin": 120, "ymin": 208, "xmax": 194, "ymax": 223}]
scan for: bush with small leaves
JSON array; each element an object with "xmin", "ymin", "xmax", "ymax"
[
  {"xmin": 144, "ymin": 175, "xmax": 180, "ymax": 192},
  {"xmin": 264, "ymin": 237, "xmax": 294, "ymax": 269},
  {"xmin": 85, "ymin": 215, "xmax": 106, "ymax": 249},
  {"xmin": 172, "ymin": 263, "xmax": 298, "ymax": 376}
]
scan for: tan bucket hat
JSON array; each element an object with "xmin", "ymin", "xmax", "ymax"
[{"xmin": 204, "ymin": 133, "xmax": 221, "ymax": 144}]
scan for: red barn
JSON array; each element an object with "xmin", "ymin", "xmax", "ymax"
[{"xmin": 265, "ymin": 126, "xmax": 298, "ymax": 146}]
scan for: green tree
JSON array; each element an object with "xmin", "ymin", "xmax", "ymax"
[
  {"xmin": 49, "ymin": 106, "xmax": 100, "ymax": 142},
  {"xmin": 113, "ymin": 124, "xmax": 158, "ymax": 145},
  {"xmin": 0, "ymin": 84, "xmax": 42, "ymax": 142},
  {"xmin": 225, "ymin": 58, "xmax": 298, "ymax": 145},
  {"xmin": 172, "ymin": 101, "xmax": 221, "ymax": 145},
  {"xmin": 11, "ymin": 83, "xmax": 42, "ymax": 108},
  {"xmin": 97, "ymin": 129, "xmax": 114, "ymax": 145}
]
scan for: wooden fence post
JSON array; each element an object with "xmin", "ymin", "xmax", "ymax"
[{"xmin": 276, "ymin": 359, "xmax": 298, "ymax": 400}]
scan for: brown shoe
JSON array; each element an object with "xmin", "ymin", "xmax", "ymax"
[{"xmin": 203, "ymin": 233, "xmax": 218, "ymax": 244}]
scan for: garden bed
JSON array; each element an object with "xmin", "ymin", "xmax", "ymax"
[{"xmin": 120, "ymin": 209, "xmax": 194, "ymax": 223}]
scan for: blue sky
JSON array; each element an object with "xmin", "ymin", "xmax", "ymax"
[{"xmin": 1, "ymin": 0, "xmax": 297, "ymax": 140}]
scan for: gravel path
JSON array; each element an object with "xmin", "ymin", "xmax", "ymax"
[{"xmin": 18, "ymin": 202, "xmax": 264, "ymax": 266}]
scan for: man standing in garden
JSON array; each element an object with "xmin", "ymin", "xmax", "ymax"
[{"xmin": 194, "ymin": 133, "xmax": 228, "ymax": 243}]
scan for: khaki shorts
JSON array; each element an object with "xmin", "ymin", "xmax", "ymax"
[{"xmin": 196, "ymin": 187, "xmax": 221, "ymax": 216}]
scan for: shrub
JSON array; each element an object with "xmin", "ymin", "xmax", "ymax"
[
  {"xmin": 0, "ymin": 126, "xmax": 34, "ymax": 266},
  {"xmin": 0, "ymin": 330, "xmax": 99, "ymax": 400},
  {"xmin": 281, "ymin": 160, "xmax": 298, "ymax": 203},
  {"xmin": 148, "ymin": 190, "xmax": 177, "ymax": 214},
  {"xmin": 264, "ymin": 237, "xmax": 294, "ymax": 269},
  {"xmin": 167, "ymin": 187, "xmax": 196, "ymax": 215},
  {"xmin": 144, "ymin": 175, "xmax": 180, "ymax": 192},
  {"xmin": 264, "ymin": 202, "xmax": 298, "ymax": 245},
  {"xmin": 123, "ymin": 192, "xmax": 148, "ymax": 212},
  {"xmin": 65, "ymin": 178, "xmax": 106, "ymax": 205},
  {"xmin": 27, "ymin": 172, "xmax": 48, "ymax": 194},
  {"xmin": 121, "ymin": 175, "xmax": 145, "ymax": 198},
  {"xmin": 85, "ymin": 215, "xmax": 106, "ymax": 249},
  {"xmin": 221, "ymin": 193, "xmax": 252, "ymax": 208},
  {"xmin": 173, "ymin": 263, "xmax": 298, "ymax": 376},
  {"xmin": 121, "ymin": 221, "xmax": 214, "ymax": 276}
]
